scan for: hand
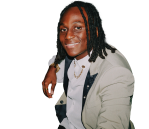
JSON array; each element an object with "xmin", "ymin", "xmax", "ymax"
[{"xmin": 42, "ymin": 66, "xmax": 57, "ymax": 98}]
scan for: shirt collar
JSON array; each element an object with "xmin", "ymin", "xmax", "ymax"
[{"xmin": 74, "ymin": 50, "xmax": 92, "ymax": 69}]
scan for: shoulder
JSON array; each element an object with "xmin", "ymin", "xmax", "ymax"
[
  {"xmin": 105, "ymin": 47, "xmax": 132, "ymax": 72},
  {"xmin": 90, "ymin": 45, "xmax": 133, "ymax": 79}
]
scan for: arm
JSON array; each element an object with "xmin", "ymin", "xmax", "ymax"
[
  {"xmin": 96, "ymin": 67, "xmax": 134, "ymax": 129},
  {"xmin": 42, "ymin": 55, "xmax": 65, "ymax": 99}
]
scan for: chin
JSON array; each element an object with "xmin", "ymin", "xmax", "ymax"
[{"xmin": 66, "ymin": 51, "xmax": 79, "ymax": 58}]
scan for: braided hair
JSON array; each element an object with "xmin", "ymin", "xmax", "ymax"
[{"xmin": 54, "ymin": 1, "xmax": 116, "ymax": 64}]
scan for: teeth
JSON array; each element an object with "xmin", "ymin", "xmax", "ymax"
[{"xmin": 66, "ymin": 43, "xmax": 79, "ymax": 46}]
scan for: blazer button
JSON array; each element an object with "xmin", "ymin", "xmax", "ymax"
[
  {"xmin": 60, "ymin": 100, "xmax": 63, "ymax": 104},
  {"xmin": 83, "ymin": 96, "xmax": 86, "ymax": 99}
]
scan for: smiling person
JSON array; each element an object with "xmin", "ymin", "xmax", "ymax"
[{"xmin": 42, "ymin": 1, "xmax": 135, "ymax": 129}]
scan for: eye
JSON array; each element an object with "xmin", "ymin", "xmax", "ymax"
[
  {"xmin": 60, "ymin": 29, "xmax": 66, "ymax": 32},
  {"xmin": 75, "ymin": 26, "xmax": 82, "ymax": 30}
]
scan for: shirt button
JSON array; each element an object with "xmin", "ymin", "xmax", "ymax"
[
  {"xmin": 84, "ymin": 96, "xmax": 86, "ymax": 99},
  {"xmin": 87, "ymin": 85, "xmax": 89, "ymax": 87}
]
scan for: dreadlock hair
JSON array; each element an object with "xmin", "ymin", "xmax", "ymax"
[{"xmin": 54, "ymin": 1, "xmax": 116, "ymax": 64}]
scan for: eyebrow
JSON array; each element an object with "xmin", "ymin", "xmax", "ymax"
[{"xmin": 59, "ymin": 21, "xmax": 84, "ymax": 26}]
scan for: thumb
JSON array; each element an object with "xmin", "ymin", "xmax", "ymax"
[
  {"xmin": 50, "ymin": 88, "xmax": 54, "ymax": 95},
  {"xmin": 51, "ymin": 82, "xmax": 56, "ymax": 95}
]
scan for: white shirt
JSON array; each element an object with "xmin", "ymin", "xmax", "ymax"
[{"xmin": 48, "ymin": 54, "xmax": 91, "ymax": 129}]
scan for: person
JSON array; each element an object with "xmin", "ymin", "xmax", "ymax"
[{"xmin": 42, "ymin": 1, "xmax": 135, "ymax": 129}]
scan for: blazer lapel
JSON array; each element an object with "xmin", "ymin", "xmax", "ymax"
[{"xmin": 82, "ymin": 71, "xmax": 98, "ymax": 110}]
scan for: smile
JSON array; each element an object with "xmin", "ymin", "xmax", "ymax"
[{"xmin": 65, "ymin": 43, "xmax": 79, "ymax": 48}]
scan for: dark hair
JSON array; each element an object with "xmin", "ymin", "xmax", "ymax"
[{"xmin": 54, "ymin": 1, "xmax": 116, "ymax": 64}]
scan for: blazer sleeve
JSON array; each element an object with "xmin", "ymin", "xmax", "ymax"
[
  {"xmin": 96, "ymin": 66, "xmax": 134, "ymax": 129},
  {"xmin": 48, "ymin": 55, "xmax": 65, "ymax": 83}
]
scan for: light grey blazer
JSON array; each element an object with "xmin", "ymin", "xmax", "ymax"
[{"xmin": 55, "ymin": 44, "xmax": 135, "ymax": 129}]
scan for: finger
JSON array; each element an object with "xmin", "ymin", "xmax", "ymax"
[
  {"xmin": 50, "ymin": 87, "xmax": 54, "ymax": 95},
  {"xmin": 42, "ymin": 81, "xmax": 47, "ymax": 97},
  {"xmin": 41, "ymin": 81, "xmax": 45, "ymax": 94},
  {"xmin": 48, "ymin": 97, "xmax": 53, "ymax": 99},
  {"xmin": 44, "ymin": 82, "xmax": 48, "ymax": 96},
  {"xmin": 51, "ymin": 82, "xmax": 56, "ymax": 95},
  {"xmin": 47, "ymin": 91, "xmax": 53, "ymax": 98},
  {"xmin": 45, "ymin": 82, "xmax": 49, "ymax": 96},
  {"xmin": 48, "ymin": 93, "xmax": 53, "ymax": 99}
]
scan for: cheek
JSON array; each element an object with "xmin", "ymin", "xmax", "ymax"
[
  {"xmin": 81, "ymin": 32, "xmax": 87, "ymax": 45},
  {"xmin": 59, "ymin": 35, "xmax": 65, "ymax": 47},
  {"xmin": 76, "ymin": 31, "xmax": 87, "ymax": 42},
  {"xmin": 77, "ymin": 26, "xmax": 89, "ymax": 40}
]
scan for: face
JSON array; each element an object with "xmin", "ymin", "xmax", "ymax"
[{"xmin": 59, "ymin": 7, "xmax": 89, "ymax": 60}]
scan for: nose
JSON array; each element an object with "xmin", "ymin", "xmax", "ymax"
[{"xmin": 65, "ymin": 30, "xmax": 75, "ymax": 40}]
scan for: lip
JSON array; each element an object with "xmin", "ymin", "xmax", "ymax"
[{"xmin": 65, "ymin": 42, "xmax": 79, "ymax": 48}]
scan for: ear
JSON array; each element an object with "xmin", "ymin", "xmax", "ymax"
[{"xmin": 96, "ymin": 27, "xmax": 98, "ymax": 37}]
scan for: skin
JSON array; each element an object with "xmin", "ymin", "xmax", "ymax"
[
  {"xmin": 42, "ymin": 7, "xmax": 98, "ymax": 98},
  {"xmin": 59, "ymin": 7, "xmax": 89, "ymax": 60},
  {"xmin": 42, "ymin": 66, "xmax": 56, "ymax": 98}
]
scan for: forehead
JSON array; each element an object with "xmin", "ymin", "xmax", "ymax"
[{"xmin": 60, "ymin": 6, "xmax": 88, "ymax": 24}]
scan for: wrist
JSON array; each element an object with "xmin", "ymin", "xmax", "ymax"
[{"xmin": 50, "ymin": 63, "xmax": 60, "ymax": 73}]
